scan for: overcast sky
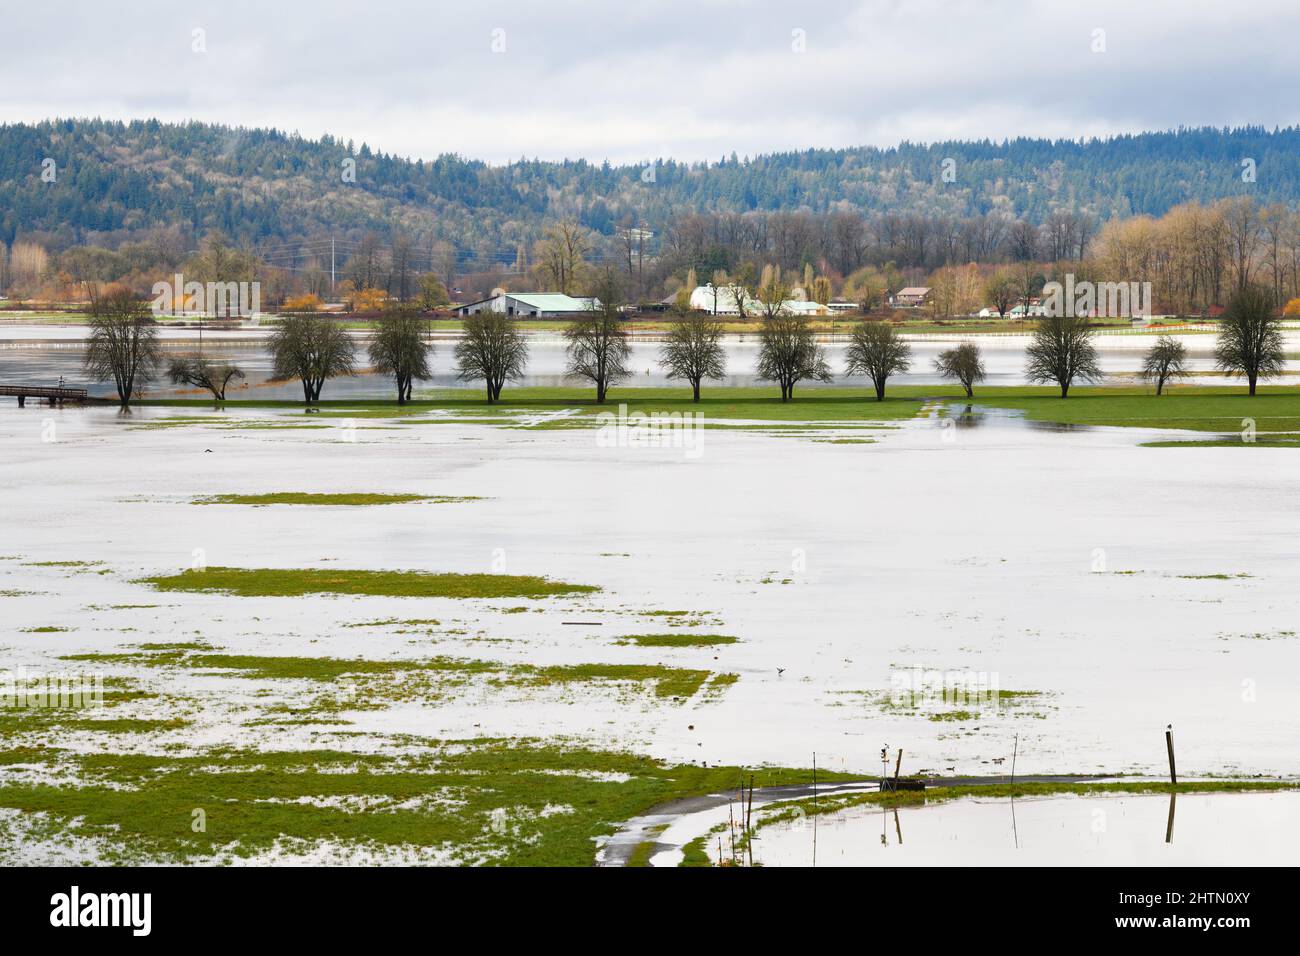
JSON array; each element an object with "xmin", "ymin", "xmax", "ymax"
[{"xmin": 3, "ymin": 0, "xmax": 1296, "ymax": 165}]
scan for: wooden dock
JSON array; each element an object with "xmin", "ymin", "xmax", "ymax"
[{"xmin": 0, "ymin": 384, "xmax": 90, "ymax": 407}]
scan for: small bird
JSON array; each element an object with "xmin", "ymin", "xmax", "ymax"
[{"xmin": 777, "ymin": 668, "xmax": 785, "ymax": 676}]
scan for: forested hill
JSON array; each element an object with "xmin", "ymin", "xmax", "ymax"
[{"xmin": 3, "ymin": 119, "xmax": 1299, "ymax": 251}]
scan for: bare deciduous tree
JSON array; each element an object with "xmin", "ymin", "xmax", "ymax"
[
  {"xmin": 454, "ymin": 312, "xmax": 529, "ymax": 403},
  {"xmin": 83, "ymin": 287, "xmax": 161, "ymax": 408},
  {"xmin": 563, "ymin": 269, "xmax": 630, "ymax": 403},
  {"xmin": 658, "ymin": 314, "xmax": 725, "ymax": 401},
  {"xmin": 753, "ymin": 273, "xmax": 791, "ymax": 320},
  {"xmin": 1025, "ymin": 315, "xmax": 1103, "ymax": 398},
  {"xmin": 167, "ymin": 355, "xmax": 246, "ymax": 401},
  {"xmin": 756, "ymin": 314, "xmax": 832, "ymax": 401},
  {"xmin": 985, "ymin": 271, "xmax": 1017, "ymax": 318},
  {"xmin": 844, "ymin": 320, "xmax": 913, "ymax": 401},
  {"xmin": 1139, "ymin": 336, "xmax": 1189, "ymax": 396},
  {"xmin": 268, "ymin": 315, "xmax": 356, "ymax": 403},
  {"xmin": 537, "ymin": 220, "xmax": 589, "ymax": 294},
  {"xmin": 1215, "ymin": 284, "xmax": 1284, "ymax": 396},
  {"xmin": 934, "ymin": 341, "xmax": 986, "ymax": 397},
  {"xmin": 368, "ymin": 307, "xmax": 433, "ymax": 403}
]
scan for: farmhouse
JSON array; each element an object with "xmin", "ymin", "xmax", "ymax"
[
  {"xmin": 890, "ymin": 287, "xmax": 932, "ymax": 308},
  {"xmin": 456, "ymin": 292, "xmax": 600, "ymax": 318}
]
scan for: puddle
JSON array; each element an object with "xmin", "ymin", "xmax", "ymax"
[
  {"xmin": 743, "ymin": 791, "xmax": 1300, "ymax": 866},
  {"xmin": 939, "ymin": 403, "xmax": 1093, "ymax": 432}
]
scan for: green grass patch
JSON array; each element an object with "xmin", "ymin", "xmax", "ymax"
[
  {"xmin": 59, "ymin": 649, "xmax": 715, "ymax": 703},
  {"xmin": 342, "ymin": 618, "xmax": 442, "ymax": 628},
  {"xmin": 1141, "ymin": 439, "xmax": 1300, "ymax": 447},
  {"xmin": 0, "ymin": 741, "xmax": 848, "ymax": 865},
  {"xmin": 188, "ymin": 654, "xmax": 495, "ymax": 681},
  {"xmin": 519, "ymin": 664, "xmax": 711, "ymax": 699},
  {"xmin": 615, "ymin": 633, "xmax": 738, "ymax": 648},
  {"xmin": 701, "ymin": 673, "xmax": 740, "ymax": 702},
  {"xmin": 57, "ymin": 718, "xmax": 190, "ymax": 734},
  {"xmin": 928, "ymin": 710, "xmax": 979, "ymax": 722},
  {"xmin": 625, "ymin": 840, "xmax": 661, "ymax": 867},
  {"xmin": 934, "ymin": 384, "xmax": 1300, "ymax": 433},
  {"xmin": 192, "ymin": 493, "xmax": 481, "ymax": 506},
  {"xmin": 132, "ymin": 382, "xmax": 1300, "ymax": 434},
  {"xmin": 138, "ymin": 566, "xmax": 597, "ymax": 599}
]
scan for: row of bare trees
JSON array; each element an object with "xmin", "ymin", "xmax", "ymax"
[
  {"xmin": 265, "ymin": 309, "xmax": 529, "ymax": 404},
  {"xmin": 77, "ymin": 297, "xmax": 529, "ymax": 407},
  {"xmin": 1022, "ymin": 283, "xmax": 1284, "ymax": 397},
  {"xmin": 77, "ymin": 280, "xmax": 1288, "ymax": 408}
]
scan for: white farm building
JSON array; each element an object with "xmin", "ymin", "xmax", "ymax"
[
  {"xmin": 688, "ymin": 284, "xmax": 829, "ymax": 317},
  {"xmin": 456, "ymin": 292, "xmax": 600, "ymax": 318}
]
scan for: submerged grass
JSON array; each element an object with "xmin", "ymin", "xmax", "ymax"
[
  {"xmin": 60, "ymin": 649, "xmax": 717, "ymax": 702},
  {"xmin": 138, "ymin": 566, "xmax": 597, "ymax": 599}
]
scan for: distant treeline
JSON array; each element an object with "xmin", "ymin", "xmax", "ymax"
[
  {"xmin": 3, "ymin": 119, "xmax": 1299, "ymax": 253},
  {"xmin": 4, "ymin": 120, "xmax": 1300, "ymax": 313}
]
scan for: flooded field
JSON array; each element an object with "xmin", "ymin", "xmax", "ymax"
[
  {"xmin": 2, "ymin": 343, "xmax": 1299, "ymax": 863},
  {"xmin": 3, "ymin": 395, "xmax": 1299, "ymax": 776}
]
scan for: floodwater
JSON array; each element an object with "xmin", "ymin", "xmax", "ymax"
[
  {"xmin": 0, "ymin": 325, "xmax": 1271, "ymax": 399},
  {"xmin": 743, "ymin": 791, "xmax": 1300, "ymax": 866},
  {"xmin": 3, "ymin": 388, "xmax": 1300, "ymax": 784}
]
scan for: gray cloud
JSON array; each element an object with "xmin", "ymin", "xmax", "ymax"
[{"xmin": 2, "ymin": 0, "xmax": 1296, "ymax": 164}]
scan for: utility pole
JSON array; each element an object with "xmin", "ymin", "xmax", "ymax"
[
  {"xmin": 637, "ymin": 220, "xmax": 646, "ymax": 301},
  {"xmin": 331, "ymin": 237, "xmax": 336, "ymax": 297}
]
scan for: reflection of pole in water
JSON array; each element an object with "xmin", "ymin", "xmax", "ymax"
[
  {"xmin": 1165, "ymin": 791, "xmax": 1176, "ymax": 844},
  {"xmin": 1010, "ymin": 733, "xmax": 1020, "ymax": 848},
  {"xmin": 1011, "ymin": 796, "xmax": 1019, "ymax": 850},
  {"xmin": 881, "ymin": 802, "xmax": 887, "ymax": 846},
  {"xmin": 893, "ymin": 807, "xmax": 903, "ymax": 845}
]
